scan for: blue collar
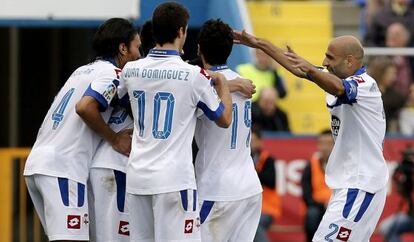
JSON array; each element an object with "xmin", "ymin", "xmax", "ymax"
[
  {"xmin": 103, "ymin": 58, "xmax": 118, "ymax": 68},
  {"xmin": 148, "ymin": 49, "xmax": 180, "ymax": 57},
  {"xmin": 209, "ymin": 64, "xmax": 228, "ymax": 71},
  {"xmin": 354, "ymin": 66, "xmax": 366, "ymax": 76}
]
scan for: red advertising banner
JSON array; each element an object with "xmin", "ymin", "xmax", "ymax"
[{"xmin": 262, "ymin": 136, "xmax": 414, "ymax": 226}]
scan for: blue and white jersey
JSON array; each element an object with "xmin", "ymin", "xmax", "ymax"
[
  {"xmin": 118, "ymin": 49, "xmax": 224, "ymax": 195},
  {"xmin": 24, "ymin": 59, "xmax": 121, "ymax": 183},
  {"xmin": 90, "ymin": 108, "xmax": 133, "ymax": 172},
  {"xmin": 325, "ymin": 66, "xmax": 389, "ymax": 193},
  {"xmin": 195, "ymin": 65, "xmax": 262, "ymax": 201}
]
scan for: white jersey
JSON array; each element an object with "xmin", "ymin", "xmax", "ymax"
[
  {"xmin": 118, "ymin": 49, "xmax": 223, "ymax": 195},
  {"xmin": 195, "ymin": 66, "xmax": 262, "ymax": 201},
  {"xmin": 325, "ymin": 66, "xmax": 389, "ymax": 193},
  {"xmin": 24, "ymin": 59, "xmax": 121, "ymax": 183},
  {"xmin": 90, "ymin": 108, "xmax": 133, "ymax": 172}
]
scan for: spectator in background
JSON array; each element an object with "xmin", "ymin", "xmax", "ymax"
[
  {"xmin": 380, "ymin": 147, "xmax": 414, "ymax": 242},
  {"xmin": 386, "ymin": 22, "xmax": 414, "ymax": 99},
  {"xmin": 368, "ymin": 56, "xmax": 406, "ymax": 132},
  {"xmin": 237, "ymin": 49, "xmax": 287, "ymax": 102},
  {"xmin": 354, "ymin": 0, "xmax": 386, "ymax": 40},
  {"xmin": 365, "ymin": 0, "xmax": 414, "ymax": 47},
  {"xmin": 301, "ymin": 130, "xmax": 334, "ymax": 242},
  {"xmin": 399, "ymin": 84, "xmax": 414, "ymax": 135},
  {"xmin": 251, "ymin": 125, "xmax": 281, "ymax": 242},
  {"xmin": 252, "ymin": 87, "xmax": 290, "ymax": 132}
]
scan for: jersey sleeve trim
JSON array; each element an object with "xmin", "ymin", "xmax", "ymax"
[
  {"xmin": 197, "ymin": 101, "xmax": 224, "ymax": 121},
  {"xmin": 339, "ymin": 79, "xmax": 358, "ymax": 104},
  {"xmin": 83, "ymin": 84, "xmax": 108, "ymax": 112}
]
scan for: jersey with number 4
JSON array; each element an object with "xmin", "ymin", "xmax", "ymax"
[
  {"xmin": 325, "ymin": 66, "xmax": 388, "ymax": 193},
  {"xmin": 195, "ymin": 66, "xmax": 262, "ymax": 201},
  {"xmin": 118, "ymin": 49, "xmax": 224, "ymax": 195},
  {"xmin": 24, "ymin": 60, "xmax": 121, "ymax": 183}
]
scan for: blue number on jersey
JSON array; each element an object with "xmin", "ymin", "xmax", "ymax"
[
  {"xmin": 230, "ymin": 100, "xmax": 252, "ymax": 149},
  {"xmin": 133, "ymin": 91, "xmax": 175, "ymax": 139},
  {"xmin": 152, "ymin": 92, "xmax": 175, "ymax": 139},
  {"xmin": 230, "ymin": 103, "xmax": 238, "ymax": 149},
  {"xmin": 324, "ymin": 223, "xmax": 339, "ymax": 242},
  {"xmin": 52, "ymin": 88, "xmax": 75, "ymax": 130},
  {"xmin": 108, "ymin": 110, "xmax": 128, "ymax": 124},
  {"xmin": 133, "ymin": 90, "xmax": 145, "ymax": 137}
]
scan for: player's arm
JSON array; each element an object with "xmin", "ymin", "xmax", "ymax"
[
  {"xmin": 209, "ymin": 72, "xmax": 232, "ymax": 128},
  {"xmin": 227, "ymin": 78, "xmax": 256, "ymax": 98},
  {"xmin": 284, "ymin": 51, "xmax": 345, "ymax": 96},
  {"xmin": 76, "ymin": 97, "xmax": 132, "ymax": 156},
  {"xmin": 233, "ymin": 30, "xmax": 305, "ymax": 78}
]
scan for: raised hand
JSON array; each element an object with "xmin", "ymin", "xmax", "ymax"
[
  {"xmin": 284, "ymin": 50, "xmax": 312, "ymax": 78},
  {"xmin": 235, "ymin": 78, "xmax": 256, "ymax": 98},
  {"xmin": 233, "ymin": 30, "xmax": 259, "ymax": 48}
]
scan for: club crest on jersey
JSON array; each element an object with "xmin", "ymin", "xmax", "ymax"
[
  {"xmin": 67, "ymin": 215, "xmax": 81, "ymax": 229},
  {"xmin": 184, "ymin": 219, "xmax": 194, "ymax": 234},
  {"xmin": 103, "ymin": 82, "xmax": 117, "ymax": 102},
  {"xmin": 336, "ymin": 226, "xmax": 352, "ymax": 241},
  {"xmin": 331, "ymin": 115, "xmax": 340, "ymax": 137},
  {"xmin": 118, "ymin": 221, "xmax": 130, "ymax": 236}
]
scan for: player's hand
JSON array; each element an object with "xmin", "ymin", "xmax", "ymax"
[
  {"xmin": 236, "ymin": 78, "xmax": 256, "ymax": 98},
  {"xmin": 205, "ymin": 70, "xmax": 226, "ymax": 85},
  {"xmin": 111, "ymin": 129, "xmax": 133, "ymax": 157},
  {"xmin": 233, "ymin": 30, "xmax": 259, "ymax": 48},
  {"xmin": 284, "ymin": 49, "xmax": 312, "ymax": 78}
]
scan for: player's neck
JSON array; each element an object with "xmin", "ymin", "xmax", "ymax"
[{"xmin": 155, "ymin": 42, "xmax": 180, "ymax": 52}]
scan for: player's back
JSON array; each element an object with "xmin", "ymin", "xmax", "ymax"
[
  {"xmin": 24, "ymin": 60, "xmax": 119, "ymax": 183},
  {"xmin": 195, "ymin": 66, "xmax": 262, "ymax": 201},
  {"xmin": 326, "ymin": 67, "xmax": 388, "ymax": 193},
  {"xmin": 120, "ymin": 49, "xmax": 223, "ymax": 195}
]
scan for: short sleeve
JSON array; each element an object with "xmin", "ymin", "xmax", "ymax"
[
  {"xmin": 193, "ymin": 68, "xmax": 224, "ymax": 121},
  {"xmin": 338, "ymin": 78, "xmax": 358, "ymax": 104},
  {"xmin": 83, "ymin": 67, "xmax": 121, "ymax": 111},
  {"xmin": 117, "ymin": 67, "xmax": 130, "ymax": 108}
]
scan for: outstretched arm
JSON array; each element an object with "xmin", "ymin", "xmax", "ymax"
[{"xmin": 233, "ymin": 30, "xmax": 305, "ymax": 77}]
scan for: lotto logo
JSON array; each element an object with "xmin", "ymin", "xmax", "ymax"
[
  {"xmin": 184, "ymin": 219, "xmax": 193, "ymax": 234},
  {"xmin": 336, "ymin": 226, "xmax": 352, "ymax": 241},
  {"xmin": 118, "ymin": 221, "xmax": 130, "ymax": 236},
  {"xmin": 67, "ymin": 215, "xmax": 81, "ymax": 229}
]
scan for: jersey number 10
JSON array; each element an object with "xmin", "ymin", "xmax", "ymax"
[
  {"xmin": 133, "ymin": 90, "xmax": 175, "ymax": 140},
  {"xmin": 230, "ymin": 101, "xmax": 252, "ymax": 149}
]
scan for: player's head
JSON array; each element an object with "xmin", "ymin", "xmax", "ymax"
[
  {"xmin": 140, "ymin": 20, "xmax": 155, "ymax": 57},
  {"xmin": 152, "ymin": 2, "xmax": 189, "ymax": 51},
  {"xmin": 92, "ymin": 18, "xmax": 141, "ymax": 68},
  {"xmin": 317, "ymin": 129, "xmax": 334, "ymax": 162},
  {"xmin": 322, "ymin": 35, "xmax": 364, "ymax": 79},
  {"xmin": 198, "ymin": 19, "xmax": 233, "ymax": 66}
]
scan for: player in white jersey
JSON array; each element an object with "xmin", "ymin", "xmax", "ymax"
[
  {"xmin": 118, "ymin": 3, "xmax": 233, "ymax": 241},
  {"xmin": 24, "ymin": 18, "xmax": 141, "ymax": 241},
  {"xmin": 234, "ymin": 32, "xmax": 389, "ymax": 241},
  {"xmin": 194, "ymin": 19, "xmax": 262, "ymax": 242},
  {"xmin": 88, "ymin": 108, "xmax": 133, "ymax": 242}
]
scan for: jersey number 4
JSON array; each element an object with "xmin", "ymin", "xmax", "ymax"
[
  {"xmin": 52, "ymin": 88, "xmax": 75, "ymax": 130},
  {"xmin": 133, "ymin": 90, "xmax": 175, "ymax": 140},
  {"xmin": 230, "ymin": 101, "xmax": 252, "ymax": 149}
]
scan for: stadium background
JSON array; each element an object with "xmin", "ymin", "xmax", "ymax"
[{"xmin": 0, "ymin": 0, "xmax": 413, "ymax": 241}]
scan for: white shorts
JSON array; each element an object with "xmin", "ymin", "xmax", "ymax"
[
  {"xmin": 127, "ymin": 190, "xmax": 201, "ymax": 242},
  {"xmin": 199, "ymin": 194, "xmax": 262, "ymax": 242},
  {"xmin": 25, "ymin": 174, "xmax": 89, "ymax": 241},
  {"xmin": 313, "ymin": 187, "xmax": 387, "ymax": 242},
  {"xmin": 88, "ymin": 168, "xmax": 129, "ymax": 242}
]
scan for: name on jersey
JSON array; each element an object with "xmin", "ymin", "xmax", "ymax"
[
  {"xmin": 123, "ymin": 68, "xmax": 190, "ymax": 81},
  {"xmin": 71, "ymin": 68, "xmax": 94, "ymax": 77}
]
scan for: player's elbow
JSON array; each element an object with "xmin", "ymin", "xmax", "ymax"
[
  {"xmin": 215, "ymin": 111, "xmax": 232, "ymax": 128},
  {"xmin": 332, "ymin": 84, "xmax": 345, "ymax": 96},
  {"xmin": 75, "ymin": 100, "xmax": 88, "ymax": 118}
]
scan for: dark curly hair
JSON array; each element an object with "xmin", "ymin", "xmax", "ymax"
[
  {"xmin": 92, "ymin": 18, "xmax": 138, "ymax": 59},
  {"xmin": 198, "ymin": 19, "xmax": 233, "ymax": 66},
  {"xmin": 140, "ymin": 20, "xmax": 155, "ymax": 57}
]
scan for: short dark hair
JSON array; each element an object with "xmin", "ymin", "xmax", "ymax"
[
  {"xmin": 152, "ymin": 2, "xmax": 190, "ymax": 46},
  {"xmin": 320, "ymin": 129, "xmax": 332, "ymax": 136},
  {"xmin": 92, "ymin": 18, "xmax": 138, "ymax": 59},
  {"xmin": 198, "ymin": 19, "xmax": 233, "ymax": 66},
  {"xmin": 251, "ymin": 124, "xmax": 262, "ymax": 139},
  {"xmin": 140, "ymin": 20, "xmax": 155, "ymax": 56}
]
